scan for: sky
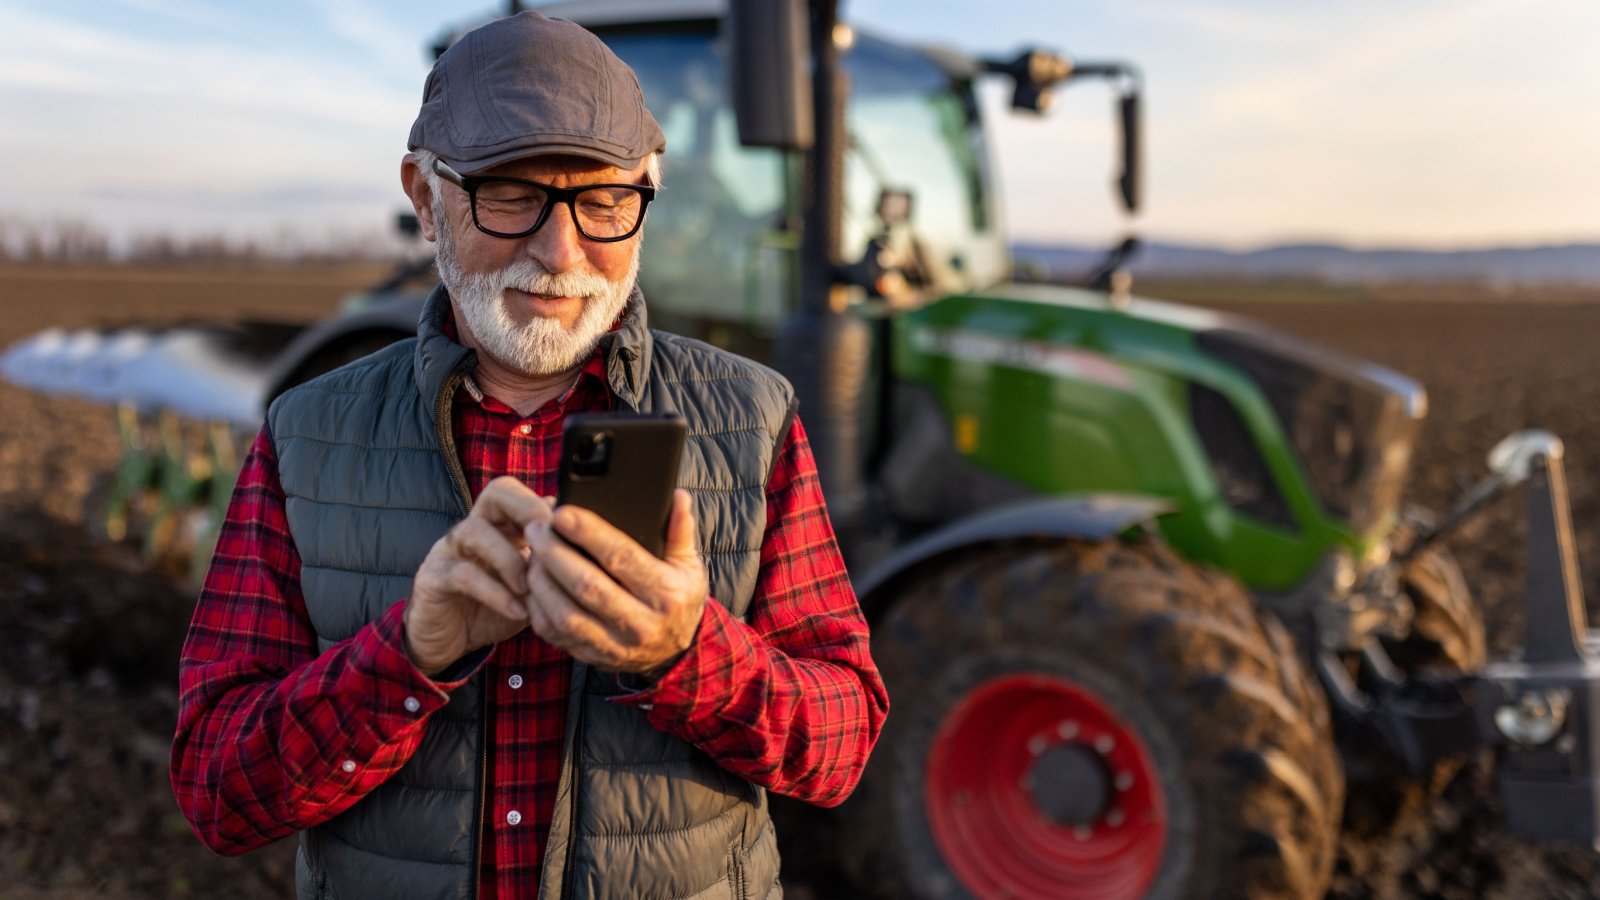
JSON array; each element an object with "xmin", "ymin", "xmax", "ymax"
[{"xmin": 1, "ymin": 0, "xmax": 1597, "ymax": 251}]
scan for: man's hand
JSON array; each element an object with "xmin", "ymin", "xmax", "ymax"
[
  {"xmin": 405, "ymin": 476, "xmax": 551, "ymax": 677},
  {"xmin": 523, "ymin": 489, "xmax": 708, "ymax": 674}
]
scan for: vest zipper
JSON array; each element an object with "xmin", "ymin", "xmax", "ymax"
[
  {"xmin": 471, "ymin": 703, "xmax": 489, "ymax": 899},
  {"xmin": 433, "ymin": 357, "xmax": 475, "ymax": 514},
  {"xmin": 732, "ymin": 846, "xmax": 747, "ymax": 900},
  {"xmin": 560, "ymin": 672, "xmax": 589, "ymax": 900},
  {"xmin": 433, "ymin": 352, "xmax": 484, "ymax": 897}
]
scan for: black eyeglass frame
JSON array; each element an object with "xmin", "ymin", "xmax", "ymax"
[{"xmin": 432, "ymin": 159, "xmax": 656, "ymax": 243}]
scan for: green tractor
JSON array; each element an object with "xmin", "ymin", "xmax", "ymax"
[{"xmin": 7, "ymin": 1, "xmax": 1600, "ymax": 897}]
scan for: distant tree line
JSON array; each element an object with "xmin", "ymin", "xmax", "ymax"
[{"xmin": 0, "ymin": 215, "xmax": 419, "ymax": 264}]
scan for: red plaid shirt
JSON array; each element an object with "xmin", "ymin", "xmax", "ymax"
[{"xmin": 172, "ymin": 349, "xmax": 887, "ymax": 898}]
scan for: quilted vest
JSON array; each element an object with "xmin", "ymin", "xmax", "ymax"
[{"xmin": 270, "ymin": 286, "xmax": 794, "ymax": 899}]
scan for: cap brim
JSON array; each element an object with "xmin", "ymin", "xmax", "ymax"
[{"xmin": 446, "ymin": 141, "xmax": 648, "ymax": 175}]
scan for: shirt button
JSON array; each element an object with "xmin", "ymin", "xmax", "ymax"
[
  {"xmin": 518, "ymin": 423, "xmax": 532, "ymax": 436},
  {"xmin": 403, "ymin": 696, "xmax": 421, "ymax": 714},
  {"xmin": 508, "ymin": 674, "xmax": 524, "ymax": 690},
  {"xmin": 340, "ymin": 760, "xmax": 357, "ymax": 774},
  {"xmin": 506, "ymin": 810, "xmax": 523, "ymax": 826}
]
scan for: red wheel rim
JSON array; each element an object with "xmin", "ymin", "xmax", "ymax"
[{"xmin": 925, "ymin": 673, "xmax": 1166, "ymax": 899}]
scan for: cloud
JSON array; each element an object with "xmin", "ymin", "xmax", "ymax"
[
  {"xmin": 1124, "ymin": 1, "xmax": 1308, "ymax": 47},
  {"xmin": 102, "ymin": 0, "xmax": 241, "ymax": 33},
  {"xmin": 0, "ymin": 5, "xmax": 413, "ymax": 129},
  {"xmin": 305, "ymin": 0, "xmax": 437, "ymax": 76}
]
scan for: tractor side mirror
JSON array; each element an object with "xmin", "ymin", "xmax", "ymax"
[
  {"xmin": 1119, "ymin": 92, "xmax": 1141, "ymax": 213},
  {"xmin": 726, "ymin": 0, "xmax": 814, "ymax": 150}
]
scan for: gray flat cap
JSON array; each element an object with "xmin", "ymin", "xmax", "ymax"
[{"xmin": 408, "ymin": 10, "xmax": 666, "ymax": 174}]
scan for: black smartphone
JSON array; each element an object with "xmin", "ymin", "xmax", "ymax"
[{"xmin": 556, "ymin": 412, "xmax": 687, "ymax": 558}]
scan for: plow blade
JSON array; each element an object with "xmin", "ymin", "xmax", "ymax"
[{"xmin": 0, "ymin": 321, "xmax": 304, "ymax": 428}]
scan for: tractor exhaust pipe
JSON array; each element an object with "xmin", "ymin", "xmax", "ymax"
[{"xmin": 729, "ymin": 0, "xmax": 872, "ymax": 542}]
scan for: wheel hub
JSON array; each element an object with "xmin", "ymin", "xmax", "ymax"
[
  {"xmin": 1029, "ymin": 742, "xmax": 1112, "ymax": 827},
  {"xmin": 925, "ymin": 673, "xmax": 1166, "ymax": 900}
]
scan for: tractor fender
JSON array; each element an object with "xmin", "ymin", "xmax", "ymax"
[
  {"xmin": 262, "ymin": 295, "xmax": 426, "ymax": 404},
  {"xmin": 853, "ymin": 493, "xmax": 1173, "ymax": 621}
]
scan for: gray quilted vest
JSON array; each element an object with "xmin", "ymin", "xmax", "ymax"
[{"xmin": 270, "ymin": 286, "xmax": 794, "ymax": 899}]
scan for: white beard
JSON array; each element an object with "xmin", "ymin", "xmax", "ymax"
[{"xmin": 435, "ymin": 217, "xmax": 640, "ymax": 377}]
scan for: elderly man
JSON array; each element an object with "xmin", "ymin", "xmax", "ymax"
[{"xmin": 171, "ymin": 11, "xmax": 887, "ymax": 900}]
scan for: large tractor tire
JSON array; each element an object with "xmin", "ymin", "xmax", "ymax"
[
  {"xmin": 1342, "ymin": 543, "xmax": 1486, "ymax": 832},
  {"xmin": 843, "ymin": 538, "xmax": 1343, "ymax": 900},
  {"xmin": 1390, "ymin": 545, "xmax": 1486, "ymax": 673}
]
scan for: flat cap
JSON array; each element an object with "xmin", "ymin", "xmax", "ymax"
[{"xmin": 408, "ymin": 10, "xmax": 666, "ymax": 173}]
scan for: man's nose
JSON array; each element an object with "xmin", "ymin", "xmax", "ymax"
[{"xmin": 522, "ymin": 202, "xmax": 587, "ymax": 274}]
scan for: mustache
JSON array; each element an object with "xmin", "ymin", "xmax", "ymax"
[{"xmin": 489, "ymin": 259, "xmax": 614, "ymax": 299}]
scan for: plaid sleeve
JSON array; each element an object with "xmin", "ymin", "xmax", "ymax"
[
  {"xmin": 170, "ymin": 427, "xmax": 463, "ymax": 855},
  {"xmin": 612, "ymin": 417, "xmax": 889, "ymax": 807}
]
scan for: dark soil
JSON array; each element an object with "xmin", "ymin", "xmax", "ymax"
[
  {"xmin": 2, "ymin": 264, "xmax": 1599, "ymax": 897},
  {"xmin": 1201, "ymin": 296, "xmax": 1600, "ymax": 900}
]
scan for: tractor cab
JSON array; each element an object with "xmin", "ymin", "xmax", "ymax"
[{"xmin": 530, "ymin": 0, "xmax": 1008, "ymax": 362}]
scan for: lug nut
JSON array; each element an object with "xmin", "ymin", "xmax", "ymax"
[
  {"xmin": 1114, "ymin": 771, "xmax": 1134, "ymax": 791},
  {"xmin": 1094, "ymin": 735, "xmax": 1115, "ymax": 754},
  {"xmin": 1059, "ymin": 721, "xmax": 1079, "ymax": 740},
  {"xmin": 1027, "ymin": 736, "xmax": 1047, "ymax": 756},
  {"xmin": 1106, "ymin": 809, "xmax": 1126, "ymax": 827}
]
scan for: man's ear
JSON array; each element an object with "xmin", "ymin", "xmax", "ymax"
[{"xmin": 400, "ymin": 154, "xmax": 439, "ymax": 242}]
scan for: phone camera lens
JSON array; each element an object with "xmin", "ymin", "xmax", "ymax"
[{"xmin": 571, "ymin": 431, "xmax": 611, "ymax": 475}]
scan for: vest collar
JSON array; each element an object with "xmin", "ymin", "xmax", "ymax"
[
  {"xmin": 599, "ymin": 287, "xmax": 652, "ymax": 410},
  {"xmin": 414, "ymin": 285, "xmax": 476, "ymax": 426},
  {"xmin": 413, "ymin": 283, "xmax": 655, "ymax": 422}
]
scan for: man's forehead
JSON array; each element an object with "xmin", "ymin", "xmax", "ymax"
[{"xmin": 481, "ymin": 153, "xmax": 649, "ymax": 184}]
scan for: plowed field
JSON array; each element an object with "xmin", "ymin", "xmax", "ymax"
[{"xmin": 2, "ymin": 263, "xmax": 1598, "ymax": 898}]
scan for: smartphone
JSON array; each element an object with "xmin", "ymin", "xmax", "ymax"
[{"xmin": 556, "ymin": 412, "xmax": 687, "ymax": 558}]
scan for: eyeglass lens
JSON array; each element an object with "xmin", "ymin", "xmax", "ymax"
[{"xmin": 473, "ymin": 180, "xmax": 646, "ymax": 240}]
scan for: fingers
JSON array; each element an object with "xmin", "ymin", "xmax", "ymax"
[
  {"xmin": 474, "ymin": 475, "xmax": 553, "ymax": 535},
  {"xmin": 523, "ymin": 504, "xmax": 705, "ymax": 674},
  {"xmin": 525, "ymin": 518, "xmax": 648, "ymax": 629},
  {"xmin": 440, "ymin": 558, "xmax": 529, "ymax": 624},
  {"xmin": 662, "ymin": 489, "xmax": 698, "ymax": 563},
  {"xmin": 447, "ymin": 515, "xmax": 530, "ymax": 595},
  {"xmin": 449, "ymin": 477, "xmax": 554, "ymax": 593},
  {"xmin": 537, "ymin": 505, "xmax": 666, "ymax": 602},
  {"xmin": 525, "ymin": 556, "xmax": 631, "ymax": 666}
]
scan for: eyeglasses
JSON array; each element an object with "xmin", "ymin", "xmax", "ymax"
[{"xmin": 433, "ymin": 159, "xmax": 655, "ymax": 242}]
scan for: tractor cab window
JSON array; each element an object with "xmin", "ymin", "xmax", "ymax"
[{"xmin": 843, "ymin": 35, "xmax": 1006, "ymax": 296}]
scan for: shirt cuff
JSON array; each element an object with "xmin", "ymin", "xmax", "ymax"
[
  {"xmin": 359, "ymin": 602, "xmax": 474, "ymax": 717},
  {"xmin": 610, "ymin": 599, "xmax": 756, "ymax": 733}
]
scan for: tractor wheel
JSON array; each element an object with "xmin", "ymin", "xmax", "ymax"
[
  {"xmin": 1342, "ymin": 544, "xmax": 1486, "ymax": 832},
  {"xmin": 844, "ymin": 539, "xmax": 1343, "ymax": 900},
  {"xmin": 1390, "ymin": 545, "xmax": 1486, "ymax": 673},
  {"xmin": 270, "ymin": 331, "xmax": 410, "ymax": 404}
]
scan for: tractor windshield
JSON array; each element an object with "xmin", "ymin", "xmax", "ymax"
[{"xmin": 603, "ymin": 27, "xmax": 1004, "ymax": 349}]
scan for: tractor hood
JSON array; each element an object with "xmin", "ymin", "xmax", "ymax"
[{"xmin": 900, "ymin": 281, "xmax": 1426, "ymax": 544}]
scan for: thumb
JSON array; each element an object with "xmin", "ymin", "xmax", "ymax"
[{"xmin": 663, "ymin": 489, "xmax": 699, "ymax": 563}]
